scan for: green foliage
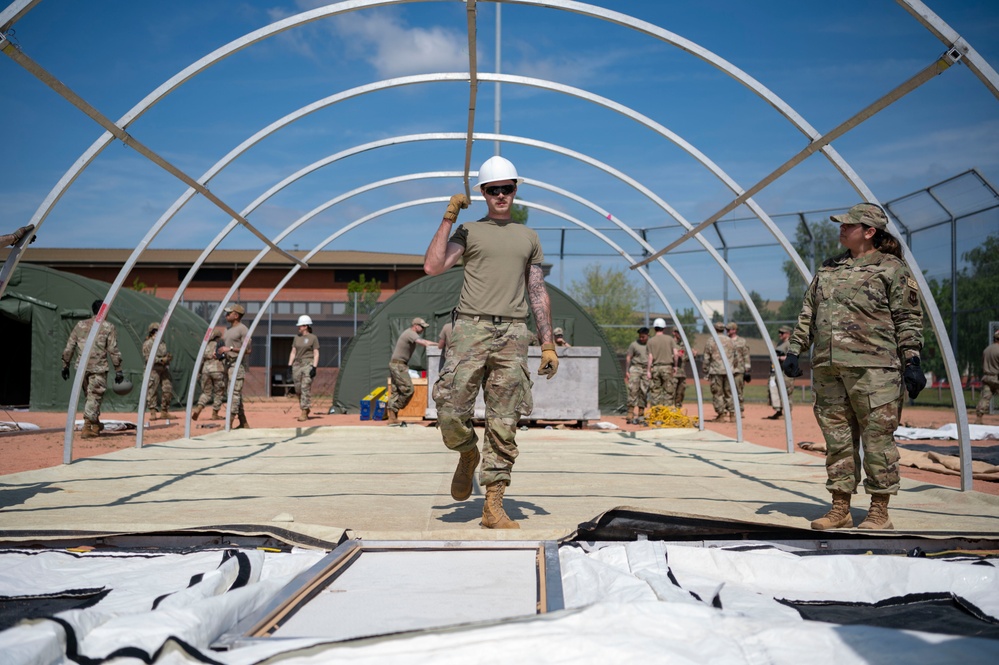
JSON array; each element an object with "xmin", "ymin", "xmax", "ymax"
[
  {"xmin": 569, "ymin": 264, "xmax": 642, "ymax": 353},
  {"xmin": 511, "ymin": 204, "xmax": 529, "ymax": 224},
  {"xmin": 778, "ymin": 217, "xmax": 840, "ymax": 323},
  {"xmin": 345, "ymin": 273, "xmax": 381, "ymax": 314},
  {"xmin": 924, "ymin": 234, "xmax": 999, "ymax": 379},
  {"xmin": 673, "ymin": 307, "xmax": 700, "ymax": 339},
  {"xmin": 730, "ymin": 290, "xmax": 778, "ymax": 339},
  {"xmin": 129, "ymin": 276, "xmax": 156, "ymax": 297}
]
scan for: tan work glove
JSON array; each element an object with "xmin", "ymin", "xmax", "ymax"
[
  {"xmin": 443, "ymin": 194, "xmax": 469, "ymax": 222},
  {"xmin": 538, "ymin": 343, "xmax": 559, "ymax": 380}
]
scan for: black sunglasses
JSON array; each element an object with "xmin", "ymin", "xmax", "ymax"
[{"xmin": 483, "ymin": 184, "xmax": 517, "ymax": 196}]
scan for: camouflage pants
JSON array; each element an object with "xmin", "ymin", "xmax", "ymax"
[
  {"xmin": 82, "ymin": 371, "xmax": 107, "ymax": 423},
  {"xmin": 977, "ymin": 375, "xmax": 998, "ymax": 417},
  {"xmin": 227, "ymin": 363, "xmax": 246, "ymax": 417},
  {"xmin": 708, "ymin": 374, "xmax": 732, "ymax": 416},
  {"xmin": 768, "ymin": 373, "xmax": 794, "ymax": 410},
  {"xmin": 197, "ymin": 370, "xmax": 226, "ymax": 410},
  {"xmin": 733, "ymin": 373, "xmax": 745, "ymax": 413},
  {"xmin": 673, "ymin": 373, "xmax": 687, "ymax": 408},
  {"xmin": 626, "ymin": 365, "xmax": 649, "ymax": 408},
  {"xmin": 292, "ymin": 364, "xmax": 314, "ymax": 410},
  {"xmin": 146, "ymin": 366, "xmax": 173, "ymax": 411},
  {"xmin": 812, "ymin": 365, "xmax": 903, "ymax": 495},
  {"xmin": 648, "ymin": 365, "xmax": 675, "ymax": 407},
  {"xmin": 386, "ymin": 360, "xmax": 413, "ymax": 413},
  {"xmin": 433, "ymin": 319, "xmax": 533, "ymax": 487}
]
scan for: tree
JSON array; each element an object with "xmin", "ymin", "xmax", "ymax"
[
  {"xmin": 924, "ymin": 233, "xmax": 999, "ymax": 380},
  {"xmin": 568, "ymin": 264, "xmax": 642, "ymax": 353},
  {"xmin": 345, "ymin": 273, "xmax": 381, "ymax": 314},
  {"xmin": 778, "ymin": 218, "xmax": 841, "ymax": 324},
  {"xmin": 730, "ymin": 290, "xmax": 776, "ymax": 339},
  {"xmin": 511, "ymin": 203, "xmax": 529, "ymax": 224}
]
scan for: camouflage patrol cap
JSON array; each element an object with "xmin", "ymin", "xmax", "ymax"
[
  {"xmin": 830, "ymin": 202, "xmax": 888, "ymax": 231},
  {"xmin": 726, "ymin": 321, "xmax": 738, "ymax": 331},
  {"xmin": 147, "ymin": 322, "xmax": 159, "ymax": 335},
  {"xmin": 211, "ymin": 327, "xmax": 225, "ymax": 339},
  {"xmin": 778, "ymin": 325, "xmax": 792, "ymax": 334},
  {"xmin": 713, "ymin": 321, "xmax": 725, "ymax": 331},
  {"xmin": 224, "ymin": 304, "xmax": 245, "ymax": 315},
  {"xmin": 553, "ymin": 327, "xmax": 564, "ymax": 336},
  {"xmin": 412, "ymin": 317, "xmax": 429, "ymax": 328}
]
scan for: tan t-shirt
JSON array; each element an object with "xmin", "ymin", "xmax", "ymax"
[
  {"xmin": 626, "ymin": 340, "xmax": 648, "ymax": 369},
  {"xmin": 392, "ymin": 328, "xmax": 422, "ymax": 363},
  {"xmin": 223, "ymin": 322, "xmax": 249, "ymax": 365},
  {"xmin": 647, "ymin": 333, "xmax": 676, "ymax": 367},
  {"xmin": 449, "ymin": 217, "xmax": 544, "ymax": 318},
  {"xmin": 292, "ymin": 333, "xmax": 319, "ymax": 367}
]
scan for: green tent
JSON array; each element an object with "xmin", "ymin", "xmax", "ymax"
[
  {"xmin": 333, "ymin": 267, "xmax": 626, "ymax": 415},
  {"xmin": 0, "ymin": 264, "xmax": 208, "ymax": 411}
]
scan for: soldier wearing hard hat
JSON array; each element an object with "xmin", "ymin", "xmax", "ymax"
[
  {"xmin": 647, "ymin": 318, "xmax": 681, "ymax": 410},
  {"xmin": 424, "ymin": 155, "xmax": 557, "ymax": 529},
  {"xmin": 288, "ymin": 315, "xmax": 321, "ymax": 422}
]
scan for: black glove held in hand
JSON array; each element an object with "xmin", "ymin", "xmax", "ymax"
[
  {"xmin": 287, "ymin": 365, "xmax": 293, "ymax": 379},
  {"xmin": 61, "ymin": 366, "xmax": 70, "ymax": 381},
  {"xmin": 744, "ymin": 372, "xmax": 752, "ymax": 383},
  {"xmin": 309, "ymin": 366, "xmax": 317, "ymax": 379},
  {"xmin": 115, "ymin": 371, "xmax": 124, "ymax": 384},
  {"xmin": 903, "ymin": 357, "xmax": 926, "ymax": 400},
  {"xmin": 782, "ymin": 353, "xmax": 803, "ymax": 378}
]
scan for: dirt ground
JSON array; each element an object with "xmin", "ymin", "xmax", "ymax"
[{"xmin": 2, "ymin": 394, "xmax": 997, "ymax": 495}]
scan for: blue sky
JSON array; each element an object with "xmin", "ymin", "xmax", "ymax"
[{"xmin": 3, "ymin": 0, "xmax": 998, "ymax": 307}]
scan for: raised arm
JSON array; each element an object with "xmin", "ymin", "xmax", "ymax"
[{"xmin": 424, "ymin": 194, "xmax": 469, "ymax": 276}]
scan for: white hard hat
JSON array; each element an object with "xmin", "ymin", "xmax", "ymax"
[
  {"xmin": 476, "ymin": 155, "xmax": 523, "ymax": 188},
  {"xmin": 653, "ymin": 317, "xmax": 667, "ymax": 329},
  {"xmin": 296, "ymin": 315, "xmax": 313, "ymax": 327}
]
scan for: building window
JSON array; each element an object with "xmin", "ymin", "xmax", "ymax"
[
  {"xmin": 308, "ymin": 302, "xmax": 322, "ymax": 315},
  {"xmin": 276, "ymin": 302, "xmax": 291, "ymax": 314},
  {"xmin": 245, "ymin": 302, "xmax": 260, "ymax": 314},
  {"xmin": 331, "ymin": 302, "xmax": 346, "ymax": 315}
]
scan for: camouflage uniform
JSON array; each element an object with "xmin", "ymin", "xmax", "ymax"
[
  {"xmin": 625, "ymin": 339, "xmax": 649, "ymax": 409},
  {"xmin": 672, "ymin": 343, "xmax": 688, "ymax": 409},
  {"xmin": 142, "ymin": 328, "xmax": 173, "ymax": 414},
  {"xmin": 768, "ymin": 330, "xmax": 794, "ymax": 411},
  {"xmin": 646, "ymin": 332, "xmax": 676, "ymax": 407},
  {"xmin": 222, "ymin": 320, "xmax": 250, "ymax": 422},
  {"xmin": 789, "ymin": 249, "xmax": 923, "ymax": 495},
  {"xmin": 62, "ymin": 317, "xmax": 122, "ymax": 426},
  {"xmin": 434, "ymin": 318, "xmax": 534, "ymax": 486},
  {"xmin": 727, "ymin": 329, "xmax": 750, "ymax": 413},
  {"xmin": 291, "ymin": 332, "xmax": 320, "ymax": 411},
  {"xmin": 197, "ymin": 332, "xmax": 227, "ymax": 412},
  {"xmin": 976, "ymin": 336, "xmax": 999, "ymax": 420},
  {"xmin": 702, "ymin": 327, "xmax": 735, "ymax": 418}
]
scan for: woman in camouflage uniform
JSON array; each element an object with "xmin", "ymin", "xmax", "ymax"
[{"xmin": 783, "ymin": 203, "xmax": 926, "ymax": 531}]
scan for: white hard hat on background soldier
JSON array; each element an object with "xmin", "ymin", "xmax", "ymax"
[
  {"xmin": 653, "ymin": 318, "xmax": 667, "ymax": 329},
  {"xmin": 296, "ymin": 315, "xmax": 313, "ymax": 327}
]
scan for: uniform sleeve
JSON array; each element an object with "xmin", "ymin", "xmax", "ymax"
[
  {"xmin": 889, "ymin": 265, "xmax": 923, "ymax": 359},
  {"xmin": 530, "ymin": 230, "xmax": 545, "ymax": 265},
  {"xmin": 62, "ymin": 325, "xmax": 78, "ymax": 365},
  {"xmin": 107, "ymin": 325, "xmax": 123, "ymax": 370},
  {"xmin": 788, "ymin": 275, "xmax": 818, "ymax": 356},
  {"xmin": 449, "ymin": 224, "xmax": 469, "ymax": 248}
]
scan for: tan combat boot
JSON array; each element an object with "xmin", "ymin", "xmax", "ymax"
[
  {"xmin": 810, "ymin": 491, "xmax": 853, "ymax": 530},
  {"xmin": 149, "ymin": 410, "xmax": 159, "ymax": 421},
  {"xmin": 451, "ymin": 448, "xmax": 481, "ymax": 501},
  {"xmin": 238, "ymin": 413, "xmax": 250, "ymax": 429},
  {"xmin": 80, "ymin": 421, "xmax": 97, "ymax": 439},
  {"xmin": 211, "ymin": 409, "xmax": 223, "ymax": 420},
  {"xmin": 482, "ymin": 481, "xmax": 519, "ymax": 529},
  {"xmin": 191, "ymin": 404, "xmax": 203, "ymax": 421},
  {"xmin": 858, "ymin": 494, "xmax": 894, "ymax": 530},
  {"xmin": 385, "ymin": 409, "xmax": 399, "ymax": 425},
  {"xmin": 726, "ymin": 412, "xmax": 735, "ymax": 423},
  {"xmin": 976, "ymin": 414, "xmax": 985, "ymax": 425},
  {"xmin": 298, "ymin": 408, "xmax": 309, "ymax": 422},
  {"xmin": 160, "ymin": 409, "xmax": 172, "ymax": 420}
]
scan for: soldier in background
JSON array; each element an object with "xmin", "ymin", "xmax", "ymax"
[
  {"xmin": 784, "ymin": 203, "xmax": 925, "ymax": 531},
  {"xmin": 288, "ymin": 315, "xmax": 320, "ymax": 422},
  {"xmin": 385, "ymin": 317, "xmax": 436, "ymax": 425},
  {"xmin": 437, "ymin": 320, "xmax": 454, "ymax": 373},
  {"xmin": 624, "ymin": 327, "xmax": 650, "ymax": 425},
  {"xmin": 218, "ymin": 303, "xmax": 251, "ymax": 429},
  {"xmin": 672, "ymin": 327, "xmax": 697, "ymax": 409},
  {"xmin": 142, "ymin": 322, "xmax": 174, "ymax": 420},
  {"xmin": 766, "ymin": 325, "xmax": 794, "ymax": 419},
  {"xmin": 192, "ymin": 327, "xmax": 227, "ymax": 421},
  {"xmin": 61, "ymin": 299, "xmax": 124, "ymax": 439},
  {"xmin": 647, "ymin": 318, "xmax": 679, "ymax": 408},
  {"xmin": 703, "ymin": 320, "xmax": 735, "ymax": 422},
  {"xmin": 553, "ymin": 327, "xmax": 572, "ymax": 347},
  {"xmin": 976, "ymin": 330, "xmax": 999, "ymax": 424},
  {"xmin": 726, "ymin": 321, "xmax": 751, "ymax": 418}
]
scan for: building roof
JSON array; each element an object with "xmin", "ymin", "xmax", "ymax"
[{"xmin": 8, "ymin": 248, "xmax": 426, "ymax": 269}]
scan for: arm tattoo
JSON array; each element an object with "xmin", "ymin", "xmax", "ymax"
[{"xmin": 526, "ymin": 264, "xmax": 553, "ymax": 344}]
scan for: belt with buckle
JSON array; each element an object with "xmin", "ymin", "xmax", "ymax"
[{"xmin": 456, "ymin": 313, "xmax": 526, "ymax": 324}]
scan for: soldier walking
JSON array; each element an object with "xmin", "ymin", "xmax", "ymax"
[
  {"xmin": 702, "ymin": 320, "xmax": 736, "ymax": 421},
  {"xmin": 218, "ymin": 303, "xmax": 251, "ymax": 429},
  {"xmin": 424, "ymin": 155, "xmax": 557, "ymax": 529},
  {"xmin": 142, "ymin": 322, "xmax": 174, "ymax": 420},
  {"xmin": 192, "ymin": 327, "xmax": 227, "ymax": 421},
  {"xmin": 61, "ymin": 299, "xmax": 125, "ymax": 438},
  {"xmin": 289, "ymin": 315, "xmax": 320, "ymax": 422},
  {"xmin": 385, "ymin": 317, "xmax": 435, "ymax": 425},
  {"xmin": 726, "ymin": 322, "xmax": 751, "ymax": 417}
]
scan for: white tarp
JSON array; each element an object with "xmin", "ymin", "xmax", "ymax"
[
  {"xmin": 894, "ymin": 423, "xmax": 999, "ymax": 440},
  {"xmin": 1, "ymin": 542, "xmax": 997, "ymax": 664}
]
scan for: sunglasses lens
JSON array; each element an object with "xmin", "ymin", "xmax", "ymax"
[{"xmin": 485, "ymin": 185, "xmax": 515, "ymax": 196}]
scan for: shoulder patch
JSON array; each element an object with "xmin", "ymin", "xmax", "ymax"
[{"xmin": 905, "ymin": 276, "xmax": 918, "ymax": 290}]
